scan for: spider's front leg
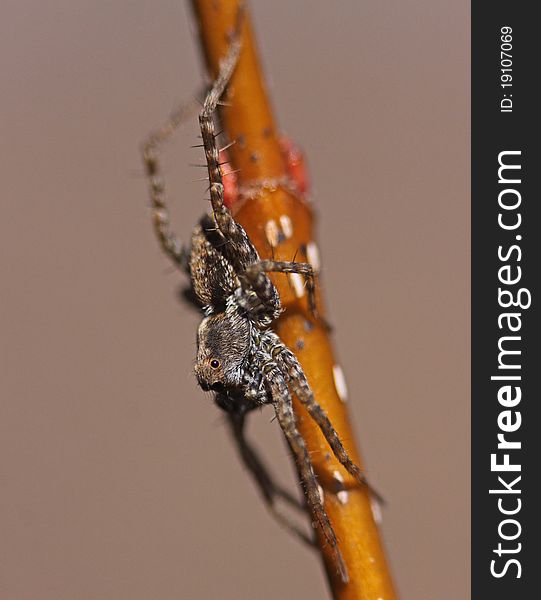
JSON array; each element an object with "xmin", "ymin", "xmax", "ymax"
[
  {"xmin": 227, "ymin": 412, "xmax": 315, "ymax": 547},
  {"xmin": 269, "ymin": 373, "xmax": 349, "ymax": 583},
  {"xmin": 198, "ymin": 38, "xmax": 260, "ymax": 275},
  {"xmin": 141, "ymin": 99, "xmax": 201, "ymax": 271}
]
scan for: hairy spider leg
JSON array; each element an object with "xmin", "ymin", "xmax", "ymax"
[
  {"xmin": 228, "ymin": 412, "xmax": 315, "ymax": 547},
  {"xmin": 198, "ymin": 39, "xmax": 285, "ymax": 326},
  {"xmin": 198, "ymin": 39, "xmax": 258, "ymax": 272},
  {"xmin": 141, "ymin": 99, "xmax": 201, "ymax": 271},
  {"xmin": 271, "ymin": 374, "xmax": 349, "ymax": 583},
  {"xmin": 243, "ymin": 259, "xmax": 318, "ymax": 319},
  {"xmin": 279, "ymin": 348, "xmax": 385, "ymax": 505}
]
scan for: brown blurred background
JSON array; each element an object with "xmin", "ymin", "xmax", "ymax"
[{"xmin": 0, "ymin": 1, "xmax": 469, "ymax": 598}]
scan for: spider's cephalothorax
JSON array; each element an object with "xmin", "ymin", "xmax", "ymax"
[{"xmin": 142, "ymin": 38, "xmax": 377, "ymax": 584}]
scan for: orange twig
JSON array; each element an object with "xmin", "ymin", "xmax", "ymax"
[{"xmin": 190, "ymin": 2, "xmax": 398, "ymax": 597}]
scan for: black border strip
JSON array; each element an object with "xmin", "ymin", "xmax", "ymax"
[{"xmin": 472, "ymin": 2, "xmax": 540, "ymax": 597}]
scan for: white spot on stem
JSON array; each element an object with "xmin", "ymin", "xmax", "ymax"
[
  {"xmin": 279, "ymin": 214, "xmax": 293, "ymax": 238},
  {"xmin": 306, "ymin": 241, "xmax": 321, "ymax": 271},
  {"xmin": 337, "ymin": 490, "xmax": 349, "ymax": 504},
  {"xmin": 265, "ymin": 219, "xmax": 279, "ymax": 247},
  {"xmin": 371, "ymin": 498, "xmax": 383, "ymax": 524},
  {"xmin": 290, "ymin": 272, "xmax": 305, "ymax": 298},
  {"xmin": 333, "ymin": 470, "xmax": 345, "ymax": 485},
  {"xmin": 332, "ymin": 365, "xmax": 348, "ymax": 402}
]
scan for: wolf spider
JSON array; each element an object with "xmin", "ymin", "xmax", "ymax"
[{"xmin": 142, "ymin": 36, "xmax": 376, "ymax": 583}]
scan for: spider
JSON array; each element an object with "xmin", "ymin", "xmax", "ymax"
[{"xmin": 142, "ymin": 35, "xmax": 376, "ymax": 583}]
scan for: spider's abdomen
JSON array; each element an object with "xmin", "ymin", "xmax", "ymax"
[{"xmin": 189, "ymin": 220, "xmax": 238, "ymax": 310}]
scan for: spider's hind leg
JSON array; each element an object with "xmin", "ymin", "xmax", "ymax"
[{"xmin": 227, "ymin": 412, "xmax": 316, "ymax": 547}]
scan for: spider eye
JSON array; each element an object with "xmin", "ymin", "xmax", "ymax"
[{"xmin": 210, "ymin": 359, "xmax": 220, "ymax": 369}]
